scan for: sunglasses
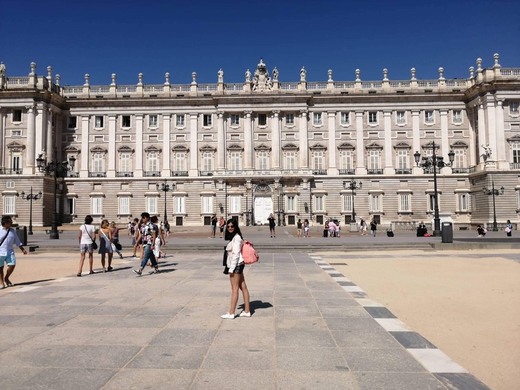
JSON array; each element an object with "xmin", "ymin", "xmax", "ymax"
[{"xmin": 227, "ymin": 225, "xmax": 235, "ymax": 228}]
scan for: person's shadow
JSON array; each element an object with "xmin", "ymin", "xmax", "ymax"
[{"xmin": 238, "ymin": 300, "xmax": 273, "ymax": 315}]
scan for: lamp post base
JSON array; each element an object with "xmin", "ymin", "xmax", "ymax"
[
  {"xmin": 433, "ymin": 230, "xmax": 442, "ymax": 237},
  {"xmin": 49, "ymin": 223, "xmax": 60, "ymax": 239}
]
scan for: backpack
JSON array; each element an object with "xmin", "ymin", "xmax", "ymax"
[{"xmin": 241, "ymin": 240, "xmax": 259, "ymax": 264}]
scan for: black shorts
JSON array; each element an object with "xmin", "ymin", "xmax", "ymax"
[{"xmin": 223, "ymin": 263, "xmax": 245, "ymax": 275}]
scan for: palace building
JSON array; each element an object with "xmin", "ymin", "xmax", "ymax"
[{"xmin": 0, "ymin": 55, "xmax": 519, "ymax": 230}]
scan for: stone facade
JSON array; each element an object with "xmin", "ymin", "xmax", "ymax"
[{"xmin": 0, "ymin": 56, "xmax": 519, "ymax": 229}]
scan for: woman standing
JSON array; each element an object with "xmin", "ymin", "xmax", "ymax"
[
  {"xmin": 221, "ymin": 220, "xmax": 251, "ymax": 319},
  {"xmin": 218, "ymin": 216, "xmax": 226, "ymax": 238},
  {"xmin": 267, "ymin": 213, "xmax": 276, "ymax": 238},
  {"xmin": 303, "ymin": 219, "xmax": 310, "ymax": 238},
  {"xmin": 98, "ymin": 219, "xmax": 114, "ymax": 272},
  {"xmin": 370, "ymin": 219, "xmax": 377, "ymax": 237},
  {"xmin": 505, "ymin": 220, "xmax": 513, "ymax": 237},
  {"xmin": 77, "ymin": 215, "xmax": 97, "ymax": 276},
  {"xmin": 110, "ymin": 221, "xmax": 123, "ymax": 259}
]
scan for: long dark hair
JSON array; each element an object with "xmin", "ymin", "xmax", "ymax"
[{"xmin": 224, "ymin": 218, "xmax": 243, "ymax": 241}]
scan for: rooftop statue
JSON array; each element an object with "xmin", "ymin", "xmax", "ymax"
[{"xmin": 252, "ymin": 58, "xmax": 273, "ymax": 91}]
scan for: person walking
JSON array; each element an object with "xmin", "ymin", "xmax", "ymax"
[
  {"xmin": 133, "ymin": 212, "xmax": 159, "ymax": 276},
  {"xmin": 110, "ymin": 221, "xmax": 124, "ymax": 259},
  {"xmin": 359, "ymin": 218, "xmax": 367, "ymax": 236},
  {"xmin": 132, "ymin": 218, "xmax": 143, "ymax": 259},
  {"xmin": 268, "ymin": 213, "xmax": 276, "ymax": 238},
  {"xmin": 303, "ymin": 219, "xmax": 310, "ymax": 237},
  {"xmin": 151, "ymin": 215, "xmax": 166, "ymax": 259},
  {"xmin": 77, "ymin": 215, "xmax": 97, "ymax": 276},
  {"xmin": 0, "ymin": 215, "xmax": 28, "ymax": 288},
  {"xmin": 370, "ymin": 219, "xmax": 377, "ymax": 237},
  {"xmin": 210, "ymin": 214, "xmax": 218, "ymax": 238},
  {"xmin": 221, "ymin": 219, "xmax": 251, "ymax": 319},
  {"xmin": 218, "ymin": 216, "xmax": 226, "ymax": 238},
  {"xmin": 296, "ymin": 219, "xmax": 302, "ymax": 238},
  {"xmin": 505, "ymin": 220, "xmax": 513, "ymax": 237},
  {"xmin": 98, "ymin": 219, "xmax": 114, "ymax": 272}
]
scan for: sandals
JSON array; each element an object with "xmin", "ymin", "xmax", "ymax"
[
  {"xmin": 5, "ymin": 280, "xmax": 13, "ymax": 287},
  {"xmin": 77, "ymin": 273, "xmax": 82, "ymax": 277}
]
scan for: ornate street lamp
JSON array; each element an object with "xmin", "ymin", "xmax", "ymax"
[
  {"xmin": 482, "ymin": 178, "xmax": 504, "ymax": 231},
  {"xmin": 414, "ymin": 142, "xmax": 455, "ymax": 237},
  {"xmin": 18, "ymin": 187, "xmax": 42, "ymax": 235},
  {"xmin": 36, "ymin": 153, "xmax": 76, "ymax": 239},
  {"xmin": 156, "ymin": 180, "xmax": 174, "ymax": 223},
  {"xmin": 344, "ymin": 180, "xmax": 362, "ymax": 223}
]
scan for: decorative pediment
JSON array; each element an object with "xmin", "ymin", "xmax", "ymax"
[
  {"xmin": 421, "ymin": 142, "xmax": 440, "ymax": 150},
  {"xmin": 90, "ymin": 146, "xmax": 107, "ymax": 153},
  {"xmin": 255, "ymin": 143, "xmax": 272, "ymax": 151},
  {"xmin": 7, "ymin": 141, "xmax": 26, "ymax": 151},
  {"xmin": 309, "ymin": 143, "xmax": 327, "ymax": 150},
  {"xmin": 393, "ymin": 142, "xmax": 411, "ymax": 149},
  {"xmin": 144, "ymin": 145, "xmax": 161, "ymax": 153},
  {"xmin": 199, "ymin": 144, "xmax": 216, "ymax": 152},
  {"xmin": 117, "ymin": 145, "xmax": 134, "ymax": 153},
  {"xmin": 450, "ymin": 141, "xmax": 468, "ymax": 148},
  {"xmin": 365, "ymin": 142, "xmax": 383, "ymax": 150},
  {"xmin": 507, "ymin": 134, "xmax": 520, "ymax": 143},
  {"xmin": 227, "ymin": 143, "xmax": 244, "ymax": 151},
  {"xmin": 337, "ymin": 142, "xmax": 355, "ymax": 150},
  {"xmin": 64, "ymin": 145, "xmax": 80, "ymax": 153},
  {"xmin": 172, "ymin": 144, "xmax": 189, "ymax": 152},
  {"xmin": 281, "ymin": 143, "xmax": 299, "ymax": 151}
]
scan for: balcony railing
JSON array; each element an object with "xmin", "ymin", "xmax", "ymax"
[
  {"xmin": 338, "ymin": 169, "xmax": 355, "ymax": 175},
  {"xmin": 143, "ymin": 171, "xmax": 161, "ymax": 177},
  {"xmin": 88, "ymin": 172, "xmax": 107, "ymax": 177},
  {"xmin": 452, "ymin": 167, "xmax": 470, "ymax": 173},
  {"xmin": 199, "ymin": 170, "xmax": 214, "ymax": 176},
  {"xmin": 395, "ymin": 168, "xmax": 412, "ymax": 174},
  {"xmin": 367, "ymin": 169, "xmax": 383, "ymax": 175},
  {"xmin": 171, "ymin": 170, "xmax": 188, "ymax": 177},
  {"xmin": 510, "ymin": 163, "xmax": 520, "ymax": 170},
  {"xmin": 0, "ymin": 168, "xmax": 22, "ymax": 175},
  {"xmin": 67, "ymin": 172, "xmax": 79, "ymax": 177},
  {"xmin": 116, "ymin": 171, "xmax": 134, "ymax": 177},
  {"xmin": 312, "ymin": 169, "xmax": 327, "ymax": 175}
]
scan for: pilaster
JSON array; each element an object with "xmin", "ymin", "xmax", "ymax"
[
  {"xmin": 440, "ymin": 109, "xmax": 449, "ymax": 159},
  {"xmin": 107, "ymin": 115, "xmax": 116, "ymax": 177},
  {"xmin": 24, "ymin": 104, "xmax": 36, "ymax": 174},
  {"xmin": 243, "ymin": 111, "xmax": 253, "ymax": 169},
  {"xmin": 189, "ymin": 113, "xmax": 198, "ymax": 176},
  {"xmin": 477, "ymin": 98, "xmax": 487, "ymax": 163},
  {"xmin": 272, "ymin": 111, "xmax": 281, "ymax": 169},
  {"xmin": 383, "ymin": 110, "xmax": 393, "ymax": 173},
  {"xmin": 411, "ymin": 110, "xmax": 422, "ymax": 174},
  {"xmin": 298, "ymin": 110, "xmax": 308, "ymax": 168},
  {"xmin": 80, "ymin": 115, "xmax": 90, "ymax": 177},
  {"xmin": 495, "ymin": 99, "xmax": 507, "ymax": 169},
  {"xmin": 162, "ymin": 114, "xmax": 172, "ymax": 176},
  {"xmin": 0, "ymin": 111, "xmax": 5, "ymax": 167},
  {"xmin": 46, "ymin": 108, "xmax": 53, "ymax": 157},
  {"xmin": 135, "ymin": 114, "xmax": 144, "ymax": 177},
  {"xmin": 485, "ymin": 94, "xmax": 497, "ymax": 164},
  {"xmin": 355, "ymin": 111, "xmax": 366, "ymax": 174},
  {"xmin": 327, "ymin": 111, "xmax": 337, "ymax": 174},
  {"xmin": 35, "ymin": 105, "xmax": 44, "ymax": 160},
  {"xmin": 217, "ymin": 112, "xmax": 225, "ymax": 170}
]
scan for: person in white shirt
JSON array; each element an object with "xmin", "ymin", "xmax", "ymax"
[
  {"xmin": 0, "ymin": 215, "xmax": 28, "ymax": 288},
  {"xmin": 77, "ymin": 215, "xmax": 97, "ymax": 276}
]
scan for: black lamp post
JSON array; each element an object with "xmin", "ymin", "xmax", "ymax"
[
  {"xmin": 482, "ymin": 178, "xmax": 504, "ymax": 231},
  {"xmin": 18, "ymin": 187, "xmax": 42, "ymax": 235},
  {"xmin": 414, "ymin": 142, "xmax": 455, "ymax": 237},
  {"xmin": 36, "ymin": 153, "xmax": 76, "ymax": 239},
  {"xmin": 156, "ymin": 180, "xmax": 174, "ymax": 223},
  {"xmin": 345, "ymin": 180, "xmax": 362, "ymax": 223}
]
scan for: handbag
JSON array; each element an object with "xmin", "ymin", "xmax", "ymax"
[
  {"xmin": 84, "ymin": 225, "xmax": 97, "ymax": 250},
  {"xmin": 114, "ymin": 242, "xmax": 122, "ymax": 251}
]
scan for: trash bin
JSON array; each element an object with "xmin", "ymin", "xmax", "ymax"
[
  {"xmin": 16, "ymin": 226, "xmax": 28, "ymax": 246},
  {"xmin": 441, "ymin": 222, "xmax": 453, "ymax": 243}
]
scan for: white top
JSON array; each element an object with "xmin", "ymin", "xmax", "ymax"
[
  {"xmin": 0, "ymin": 227, "xmax": 22, "ymax": 256},
  {"xmin": 79, "ymin": 224, "xmax": 96, "ymax": 245},
  {"xmin": 225, "ymin": 234, "xmax": 244, "ymax": 272}
]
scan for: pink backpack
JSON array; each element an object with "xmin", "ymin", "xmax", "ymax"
[{"xmin": 241, "ymin": 240, "xmax": 259, "ymax": 264}]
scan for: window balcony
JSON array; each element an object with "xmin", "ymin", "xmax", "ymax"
[
  {"xmin": 395, "ymin": 168, "xmax": 412, "ymax": 174},
  {"xmin": 199, "ymin": 170, "xmax": 214, "ymax": 176},
  {"xmin": 88, "ymin": 172, "xmax": 107, "ymax": 177},
  {"xmin": 116, "ymin": 171, "xmax": 134, "ymax": 177},
  {"xmin": 0, "ymin": 168, "xmax": 22, "ymax": 175},
  {"xmin": 367, "ymin": 169, "xmax": 383, "ymax": 174},
  {"xmin": 510, "ymin": 163, "xmax": 520, "ymax": 170},
  {"xmin": 67, "ymin": 172, "xmax": 79, "ymax": 177},
  {"xmin": 338, "ymin": 169, "xmax": 355, "ymax": 175},
  {"xmin": 171, "ymin": 170, "xmax": 188, "ymax": 177},
  {"xmin": 312, "ymin": 169, "xmax": 327, "ymax": 175},
  {"xmin": 143, "ymin": 171, "xmax": 161, "ymax": 177},
  {"xmin": 452, "ymin": 167, "xmax": 470, "ymax": 173}
]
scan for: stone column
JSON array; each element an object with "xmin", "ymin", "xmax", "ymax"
[
  {"xmin": 25, "ymin": 104, "xmax": 36, "ymax": 173},
  {"xmin": 477, "ymin": 98, "xmax": 487, "ymax": 163},
  {"xmin": 107, "ymin": 115, "xmax": 116, "ymax": 177},
  {"xmin": 412, "ymin": 110, "xmax": 422, "ymax": 174},
  {"xmin": 80, "ymin": 115, "xmax": 90, "ymax": 177},
  {"xmin": 355, "ymin": 111, "xmax": 366, "ymax": 174},
  {"xmin": 217, "ymin": 112, "xmax": 225, "ymax": 170},
  {"xmin": 244, "ymin": 111, "xmax": 253, "ymax": 170},
  {"xmin": 35, "ymin": 105, "xmax": 44, "ymax": 160},
  {"xmin": 440, "ymin": 110, "xmax": 449, "ymax": 159},
  {"xmin": 46, "ymin": 108, "xmax": 53, "ymax": 158},
  {"xmin": 467, "ymin": 108, "xmax": 476, "ymax": 166},
  {"xmin": 327, "ymin": 111, "xmax": 337, "ymax": 174},
  {"xmin": 495, "ymin": 99, "xmax": 507, "ymax": 169},
  {"xmin": 163, "ymin": 114, "xmax": 172, "ymax": 176},
  {"xmin": 0, "ymin": 111, "xmax": 5, "ymax": 167},
  {"xmin": 271, "ymin": 111, "xmax": 281, "ymax": 170},
  {"xmin": 298, "ymin": 110, "xmax": 308, "ymax": 169},
  {"xmin": 485, "ymin": 94, "xmax": 497, "ymax": 163},
  {"xmin": 189, "ymin": 113, "xmax": 198, "ymax": 176},
  {"xmin": 383, "ymin": 110, "xmax": 393, "ymax": 173},
  {"xmin": 135, "ymin": 114, "xmax": 144, "ymax": 177}
]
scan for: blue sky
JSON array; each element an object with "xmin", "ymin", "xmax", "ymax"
[{"xmin": 1, "ymin": 0, "xmax": 519, "ymax": 85}]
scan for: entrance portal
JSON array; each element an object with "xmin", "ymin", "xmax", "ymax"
[{"xmin": 254, "ymin": 196, "xmax": 273, "ymax": 225}]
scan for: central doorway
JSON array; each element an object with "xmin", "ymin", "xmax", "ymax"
[{"xmin": 254, "ymin": 196, "xmax": 273, "ymax": 225}]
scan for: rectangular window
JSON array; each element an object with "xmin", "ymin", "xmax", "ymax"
[
  {"xmin": 12, "ymin": 155, "xmax": 21, "ymax": 172},
  {"xmin": 286, "ymin": 196, "xmax": 296, "ymax": 212},
  {"xmin": 454, "ymin": 149, "xmax": 465, "ymax": 168},
  {"xmin": 257, "ymin": 151, "xmax": 269, "ymax": 170},
  {"xmin": 512, "ymin": 142, "xmax": 520, "ymax": 164},
  {"xmin": 91, "ymin": 197, "xmax": 103, "ymax": 215},
  {"xmin": 147, "ymin": 197, "xmax": 157, "ymax": 215},
  {"xmin": 368, "ymin": 111, "xmax": 378, "ymax": 124},
  {"xmin": 428, "ymin": 194, "xmax": 439, "ymax": 212},
  {"xmin": 458, "ymin": 194, "xmax": 469, "ymax": 212},
  {"xmin": 173, "ymin": 152, "xmax": 186, "ymax": 171},
  {"xmin": 175, "ymin": 196, "xmax": 185, "ymax": 214},
  {"xmin": 396, "ymin": 111, "xmax": 406, "ymax": 124},
  {"xmin": 396, "ymin": 150, "xmax": 408, "ymax": 169},
  {"xmin": 66, "ymin": 198, "xmax": 76, "ymax": 215},
  {"xmin": 120, "ymin": 153, "xmax": 132, "ymax": 172},
  {"xmin": 286, "ymin": 114, "xmax": 294, "ymax": 125},
  {"xmin": 176, "ymin": 114, "xmax": 185, "ymax": 127},
  {"xmin": 230, "ymin": 114, "xmax": 240, "ymax": 126},
  {"xmin": 510, "ymin": 102, "xmax": 519, "ymax": 115},
  {"xmin": 284, "ymin": 151, "xmax": 296, "ymax": 170},
  {"xmin": 313, "ymin": 150, "xmax": 325, "ymax": 170},
  {"xmin": 92, "ymin": 153, "xmax": 104, "ymax": 173},
  {"xmin": 202, "ymin": 152, "xmax": 214, "ymax": 171},
  {"xmin": 119, "ymin": 197, "xmax": 130, "ymax": 214},
  {"xmin": 340, "ymin": 112, "xmax": 350, "ymax": 125},
  {"xmin": 424, "ymin": 111, "xmax": 434, "ymax": 123},
  {"xmin": 202, "ymin": 196, "xmax": 213, "ymax": 214},
  {"xmin": 3, "ymin": 195, "xmax": 16, "ymax": 214},
  {"xmin": 315, "ymin": 196, "xmax": 324, "ymax": 212},
  {"xmin": 147, "ymin": 152, "xmax": 159, "ymax": 172},
  {"xmin": 368, "ymin": 150, "xmax": 380, "ymax": 170},
  {"xmin": 369, "ymin": 194, "xmax": 381, "ymax": 212},
  {"xmin": 399, "ymin": 194, "xmax": 410, "ymax": 212},
  {"xmin": 95, "ymin": 115, "xmax": 104, "ymax": 128},
  {"xmin": 343, "ymin": 194, "xmax": 353, "ymax": 212},
  {"xmin": 68, "ymin": 116, "xmax": 77, "ymax": 129},
  {"xmin": 229, "ymin": 195, "xmax": 241, "ymax": 213},
  {"xmin": 339, "ymin": 150, "xmax": 353, "ymax": 170},
  {"xmin": 313, "ymin": 112, "xmax": 322, "ymax": 126},
  {"xmin": 203, "ymin": 114, "xmax": 212, "ymax": 127},
  {"xmin": 229, "ymin": 151, "xmax": 241, "ymax": 171},
  {"xmin": 258, "ymin": 114, "xmax": 267, "ymax": 126},
  {"xmin": 149, "ymin": 115, "xmax": 158, "ymax": 127},
  {"xmin": 12, "ymin": 110, "xmax": 22, "ymax": 122},
  {"xmin": 122, "ymin": 115, "xmax": 131, "ymax": 128},
  {"xmin": 452, "ymin": 110, "xmax": 462, "ymax": 123}
]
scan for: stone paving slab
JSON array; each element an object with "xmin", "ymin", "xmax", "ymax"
[{"xmin": 0, "ymin": 251, "xmax": 490, "ymax": 389}]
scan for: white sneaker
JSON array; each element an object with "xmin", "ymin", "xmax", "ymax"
[
  {"xmin": 239, "ymin": 311, "xmax": 251, "ymax": 317},
  {"xmin": 220, "ymin": 313, "xmax": 235, "ymax": 319}
]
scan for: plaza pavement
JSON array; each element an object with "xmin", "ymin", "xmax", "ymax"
[{"xmin": 0, "ymin": 226, "xmax": 506, "ymax": 389}]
